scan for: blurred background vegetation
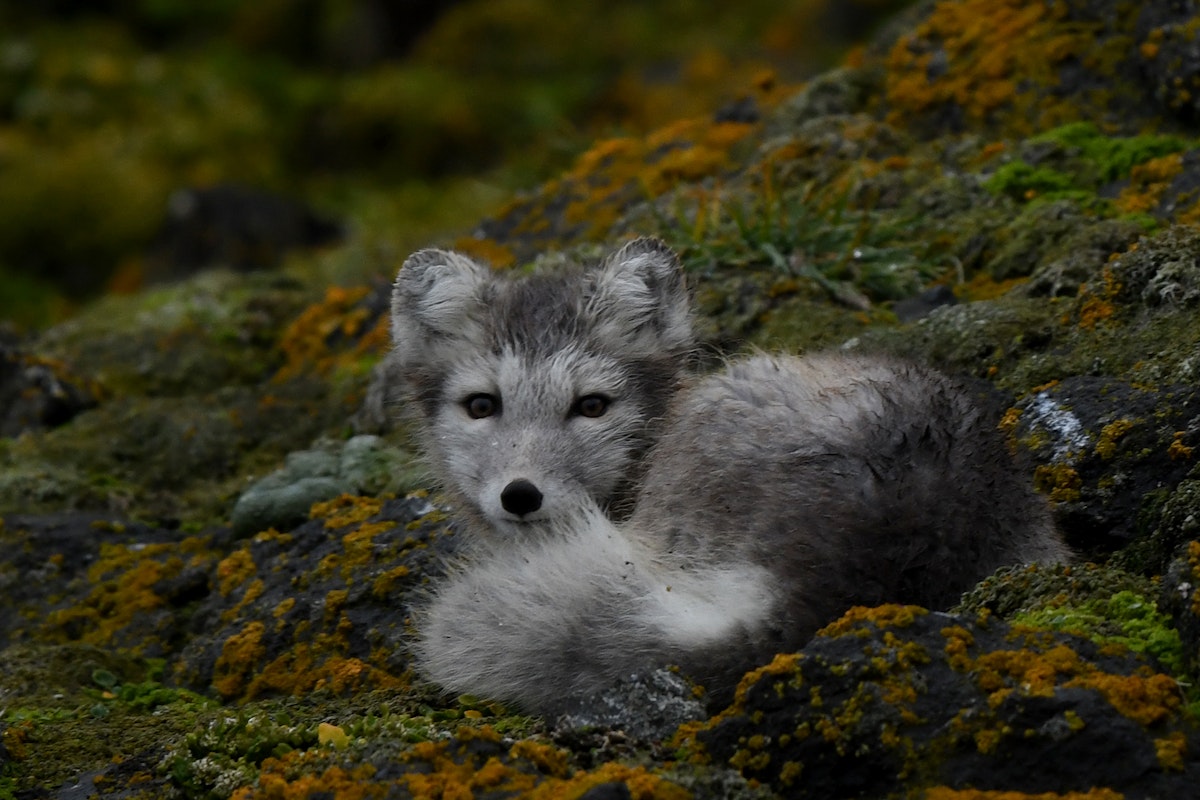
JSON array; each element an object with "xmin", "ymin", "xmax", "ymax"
[{"xmin": 0, "ymin": 0, "xmax": 910, "ymax": 330}]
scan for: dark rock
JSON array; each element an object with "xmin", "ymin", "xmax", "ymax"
[
  {"xmin": 1013, "ymin": 376, "xmax": 1200, "ymax": 560},
  {"xmin": 892, "ymin": 284, "xmax": 956, "ymax": 321},
  {"xmin": 1160, "ymin": 540, "xmax": 1200, "ymax": 675},
  {"xmin": 553, "ymin": 668, "xmax": 706, "ymax": 744},
  {"xmin": 713, "ymin": 96, "xmax": 760, "ymax": 124},
  {"xmin": 577, "ymin": 783, "xmax": 632, "ymax": 800},
  {"xmin": 146, "ymin": 184, "xmax": 343, "ymax": 280},
  {"xmin": 692, "ymin": 607, "xmax": 1197, "ymax": 798},
  {"xmin": 0, "ymin": 343, "xmax": 99, "ymax": 437}
]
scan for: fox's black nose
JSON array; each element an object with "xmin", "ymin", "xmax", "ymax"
[{"xmin": 501, "ymin": 478, "xmax": 543, "ymax": 517}]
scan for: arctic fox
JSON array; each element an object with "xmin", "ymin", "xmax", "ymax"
[{"xmin": 390, "ymin": 237, "xmax": 1069, "ymax": 715}]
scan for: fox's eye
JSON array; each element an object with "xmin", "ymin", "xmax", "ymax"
[
  {"xmin": 464, "ymin": 393, "xmax": 499, "ymax": 419},
  {"xmin": 573, "ymin": 394, "xmax": 609, "ymax": 418}
]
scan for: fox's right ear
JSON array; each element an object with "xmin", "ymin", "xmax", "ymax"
[{"xmin": 391, "ymin": 249, "xmax": 490, "ymax": 365}]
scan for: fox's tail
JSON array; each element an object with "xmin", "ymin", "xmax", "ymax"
[{"xmin": 413, "ymin": 504, "xmax": 777, "ymax": 714}]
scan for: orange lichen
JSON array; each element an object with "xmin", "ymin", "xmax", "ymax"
[
  {"xmin": 817, "ymin": 604, "xmax": 928, "ymax": 638},
  {"xmin": 450, "ymin": 235, "xmax": 517, "ymax": 269},
  {"xmin": 396, "ymin": 728, "xmax": 689, "ymax": 800},
  {"xmin": 1155, "ymin": 730, "xmax": 1188, "ymax": 771},
  {"xmin": 486, "ymin": 112, "xmax": 758, "ymax": 253},
  {"xmin": 311, "ymin": 494, "xmax": 385, "ymax": 528},
  {"xmin": 221, "ymin": 578, "xmax": 266, "ymax": 623},
  {"xmin": 1115, "ymin": 152, "xmax": 1184, "ymax": 214},
  {"xmin": 1072, "ymin": 266, "xmax": 1123, "ymax": 330},
  {"xmin": 948, "ymin": 632, "xmax": 1184, "ymax": 730},
  {"xmin": 275, "ymin": 285, "xmax": 375, "ymax": 381},
  {"xmin": 371, "ymin": 565, "xmax": 411, "ymax": 598},
  {"xmin": 244, "ymin": 642, "xmax": 406, "ymax": 699},
  {"xmin": 1167, "ymin": 431, "xmax": 1194, "ymax": 461},
  {"xmin": 1034, "ymin": 463, "xmax": 1082, "ymax": 503},
  {"xmin": 727, "ymin": 652, "xmax": 804, "ymax": 711},
  {"xmin": 1094, "ymin": 419, "xmax": 1134, "ymax": 460},
  {"xmin": 235, "ymin": 756, "xmax": 385, "ymax": 800},
  {"xmin": 216, "ymin": 548, "xmax": 257, "ymax": 596},
  {"xmin": 1066, "ymin": 672, "xmax": 1181, "ymax": 727},
  {"xmin": 924, "ymin": 789, "xmax": 1124, "ymax": 800},
  {"xmin": 43, "ymin": 537, "xmax": 215, "ymax": 653},
  {"xmin": 212, "ymin": 620, "xmax": 268, "ymax": 698},
  {"xmin": 338, "ymin": 520, "xmax": 397, "ymax": 577},
  {"xmin": 880, "ymin": 0, "xmax": 1135, "ymax": 136},
  {"xmin": 957, "ymin": 271, "xmax": 1029, "ymax": 302},
  {"xmin": 509, "ymin": 739, "xmax": 571, "ymax": 778}
]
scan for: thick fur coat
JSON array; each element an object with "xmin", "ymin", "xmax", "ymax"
[{"xmin": 389, "ymin": 238, "xmax": 1070, "ymax": 714}]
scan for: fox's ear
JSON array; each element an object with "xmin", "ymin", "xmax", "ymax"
[
  {"xmin": 587, "ymin": 237, "xmax": 693, "ymax": 355},
  {"xmin": 392, "ymin": 249, "xmax": 490, "ymax": 365}
]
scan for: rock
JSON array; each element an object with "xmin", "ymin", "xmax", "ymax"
[
  {"xmin": 1012, "ymin": 376, "xmax": 1200, "ymax": 558},
  {"xmin": 145, "ymin": 184, "xmax": 343, "ymax": 280},
  {"xmin": 0, "ymin": 342, "xmax": 100, "ymax": 437},
  {"xmin": 553, "ymin": 668, "xmax": 707, "ymax": 744},
  {"xmin": 229, "ymin": 435, "xmax": 424, "ymax": 537},
  {"xmin": 690, "ymin": 606, "xmax": 1198, "ymax": 798},
  {"xmin": 1160, "ymin": 540, "xmax": 1200, "ymax": 676}
]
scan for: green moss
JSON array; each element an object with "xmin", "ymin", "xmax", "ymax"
[
  {"xmin": 984, "ymin": 160, "xmax": 1078, "ymax": 199},
  {"xmin": 1034, "ymin": 122, "xmax": 1192, "ymax": 184},
  {"xmin": 1013, "ymin": 590, "xmax": 1185, "ymax": 674},
  {"xmin": 984, "ymin": 124, "xmax": 1194, "ymax": 207}
]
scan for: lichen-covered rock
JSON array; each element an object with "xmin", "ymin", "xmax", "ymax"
[
  {"xmin": 552, "ymin": 669, "xmax": 707, "ymax": 745},
  {"xmin": 1011, "ymin": 376, "xmax": 1200, "ymax": 557},
  {"xmin": 689, "ymin": 606, "xmax": 1198, "ymax": 798},
  {"xmin": 229, "ymin": 435, "xmax": 424, "ymax": 537},
  {"xmin": 174, "ymin": 494, "xmax": 449, "ymax": 700},
  {"xmin": 1161, "ymin": 540, "xmax": 1200, "ymax": 676}
]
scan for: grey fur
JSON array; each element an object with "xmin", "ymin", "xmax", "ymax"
[
  {"xmin": 390, "ymin": 238, "xmax": 1070, "ymax": 715},
  {"xmin": 391, "ymin": 237, "xmax": 693, "ymax": 529}
]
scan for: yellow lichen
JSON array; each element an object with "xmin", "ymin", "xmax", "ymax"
[
  {"xmin": 212, "ymin": 621, "xmax": 267, "ymax": 699},
  {"xmin": 924, "ymin": 789, "xmax": 1124, "ymax": 800},
  {"xmin": 216, "ymin": 548, "xmax": 257, "ymax": 596},
  {"xmin": 312, "ymin": 494, "xmax": 385, "ymax": 528},
  {"xmin": 818, "ymin": 604, "xmax": 928, "ymax": 638},
  {"xmin": 1095, "ymin": 419, "xmax": 1134, "ymax": 460},
  {"xmin": 1167, "ymin": 431, "xmax": 1194, "ymax": 461},
  {"xmin": 1034, "ymin": 463, "xmax": 1082, "ymax": 503},
  {"xmin": 1155, "ymin": 730, "xmax": 1188, "ymax": 771},
  {"xmin": 1115, "ymin": 152, "xmax": 1184, "ymax": 214},
  {"xmin": 275, "ymin": 286, "xmax": 374, "ymax": 382}
]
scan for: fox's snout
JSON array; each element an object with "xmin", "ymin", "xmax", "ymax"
[{"xmin": 500, "ymin": 478, "xmax": 544, "ymax": 517}]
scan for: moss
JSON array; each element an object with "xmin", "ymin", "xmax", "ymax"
[{"xmin": 1012, "ymin": 590, "xmax": 1185, "ymax": 674}]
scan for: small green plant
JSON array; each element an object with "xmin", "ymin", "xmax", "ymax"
[{"xmin": 653, "ymin": 169, "xmax": 935, "ymax": 305}]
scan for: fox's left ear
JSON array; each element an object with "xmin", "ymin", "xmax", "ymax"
[
  {"xmin": 391, "ymin": 248, "xmax": 490, "ymax": 367},
  {"xmin": 587, "ymin": 237, "xmax": 694, "ymax": 356}
]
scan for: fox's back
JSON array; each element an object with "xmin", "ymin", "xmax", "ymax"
[{"xmin": 635, "ymin": 353, "xmax": 1066, "ymax": 640}]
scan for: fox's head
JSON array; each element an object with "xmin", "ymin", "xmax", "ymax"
[{"xmin": 390, "ymin": 238, "xmax": 695, "ymax": 536}]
